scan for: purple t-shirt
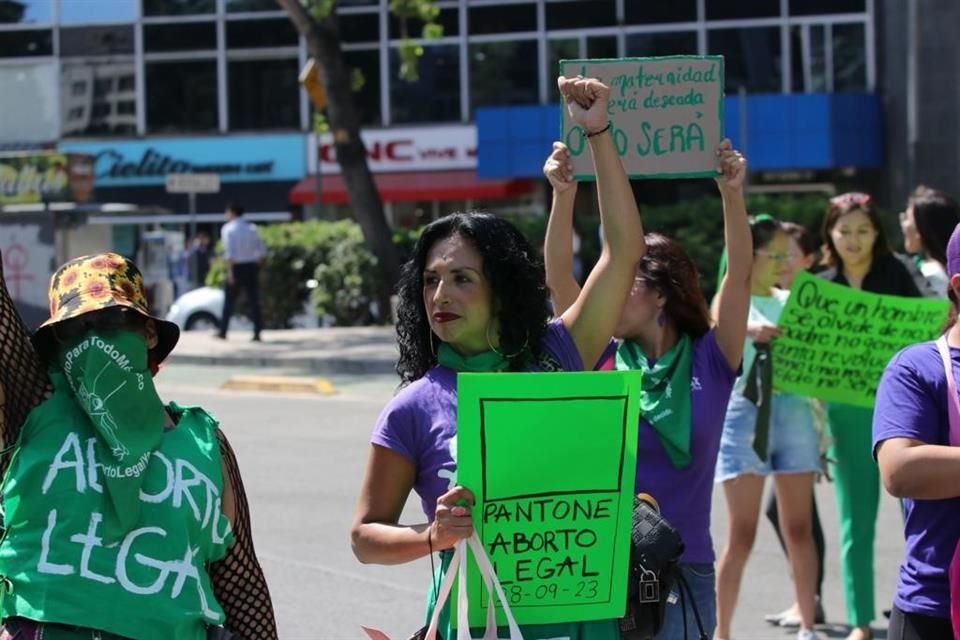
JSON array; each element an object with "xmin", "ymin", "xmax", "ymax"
[
  {"xmin": 370, "ymin": 319, "xmax": 584, "ymax": 520},
  {"xmin": 633, "ymin": 329, "xmax": 738, "ymax": 563},
  {"xmin": 872, "ymin": 341, "xmax": 960, "ymax": 618}
]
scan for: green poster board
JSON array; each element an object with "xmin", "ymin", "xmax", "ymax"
[
  {"xmin": 559, "ymin": 55, "xmax": 725, "ymax": 180},
  {"xmin": 457, "ymin": 371, "xmax": 641, "ymax": 627},
  {"xmin": 774, "ymin": 271, "xmax": 950, "ymax": 407}
]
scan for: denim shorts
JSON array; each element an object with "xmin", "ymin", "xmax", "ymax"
[
  {"xmin": 715, "ymin": 392, "xmax": 821, "ymax": 482},
  {"xmin": 656, "ymin": 563, "xmax": 716, "ymax": 640}
]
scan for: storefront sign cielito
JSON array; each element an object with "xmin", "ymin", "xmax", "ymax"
[
  {"xmin": 0, "ymin": 152, "xmax": 95, "ymax": 205},
  {"xmin": 59, "ymin": 134, "xmax": 306, "ymax": 188},
  {"xmin": 308, "ymin": 125, "xmax": 477, "ymax": 174}
]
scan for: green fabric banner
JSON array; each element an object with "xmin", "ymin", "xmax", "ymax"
[
  {"xmin": 774, "ymin": 271, "xmax": 950, "ymax": 407},
  {"xmin": 457, "ymin": 371, "xmax": 641, "ymax": 627}
]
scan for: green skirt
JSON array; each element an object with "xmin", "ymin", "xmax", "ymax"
[{"xmin": 424, "ymin": 552, "xmax": 620, "ymax": 640}]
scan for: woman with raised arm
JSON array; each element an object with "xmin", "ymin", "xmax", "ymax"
[
  {"xmin": 543, "ymin": 138, "xmax": 752, "ymax": 639},
  {"xmin": 0, "ymin": 252, "xmax": 277, "ymax": 640},
  {"xmin": 350, "ymin": 76, "xmax": 645, "ymax": 640}
]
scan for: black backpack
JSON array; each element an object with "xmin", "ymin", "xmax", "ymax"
[{"xmin": 619, "ymin": 494, "xmax": 707, "ymax": 640}]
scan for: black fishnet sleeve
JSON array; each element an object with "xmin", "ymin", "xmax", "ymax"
[
  {"xmin": 0, "ymin": 248, "xmax": 52, "ymax": 453},
  {"xmin": 210, "ymin": 428, "xmax": 278, "ymax": 639}
]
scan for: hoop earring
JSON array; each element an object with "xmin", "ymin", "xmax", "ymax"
[
  {"xmin": 486, "ymin": 323, "xmax": 529, "ymax": 359},
  {"xmin": 428, "ymin": 331, "xmax": 437, "ymax": 358},
  {"xmin": 656, "ymin": 310, "xmax": 666, "ymax": 327}
]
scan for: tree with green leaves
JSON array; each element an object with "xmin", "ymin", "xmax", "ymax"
[{"xmin": 275, "ymin": 0, "xmax": 442, "ymax": 321}]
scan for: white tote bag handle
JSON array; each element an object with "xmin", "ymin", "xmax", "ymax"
[
  {"xmin": 425, "ymin": 535, "xmax": 525, "ymax": 640},
  {"xmin": 457, "ymin": 534, "xmax": 524, "ymax": 640}
]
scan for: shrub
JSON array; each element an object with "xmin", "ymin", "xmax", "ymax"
[{"xmin": 207, "ymin": 220, "xmax": 381, "ymax": 328}]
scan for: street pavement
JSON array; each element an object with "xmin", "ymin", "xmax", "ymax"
[{"xmin": 156, "ymin": 332, "xmax": 902, "ymax": 640}]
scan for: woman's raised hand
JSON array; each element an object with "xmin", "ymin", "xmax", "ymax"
[
  {"xmin": 557, "ymin": 76, "xmax": 610, "ymax": 135},
  {"xmin": 715, "ymin": 138, "xmax": 747, "ymax": 192},
  {"xmin": 544, "ymin": 142, "xmax": 576, "ymax": 195}
]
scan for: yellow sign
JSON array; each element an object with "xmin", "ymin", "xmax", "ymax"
[{"xmin": 299, "ymin": 58, "xmax": 327, "ymax": 111}]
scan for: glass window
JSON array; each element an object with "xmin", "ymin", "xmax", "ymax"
[
  {"xmin": 389, "ymin": 7, "xmax": 458, "ymax": 39},
  {"xmin": 146, "ymin": 60, "xmax": 217, "ymax": 132},
  {"xmin": 142, "ymin": 0, "xmax": 214, "ymax": 16},
  {"xmin": 339, "ymin": 11, "xmax": 379, "ymax": 43},
  {"xmin": 470, "ymin": 40, "xmax": 538, "ymax": 112},
  {"xmin": 626, "ymin": 32, "xmax": 698, "ymax": 57},
  {"xmin": 625, "ymin": 1, "xmax": 696, "ymax": 24},
  {"xmin": 117, "ymin": 100, "xmax": 135, "ymax": 114},
  {"xmin": 547, "ymin": 38, "xmax": 579, "ymax": 101},
  {"xmin": 226, "ymin": 0, "xmax": 279, "ymax": 11},
  {"xmin": 468, "ymin": 4, "xmax": 536, "ymax": 35},
  {"xmin": 390, "ymin": 44, "xmax": 460, "ymax": 123},
  {"xmin": 0, "ymin": 63, "xmax": 59, "ymax": 141},
  {"xmin": 228, "ymin": 58, "xmax": 299, "ymax": 129},
  {"xmin": 587, "ymin": 35, "xmax": 617, "ymax": 59},
  {"xmin": 144, "ymin": 22, "xmax": 216, "ymax": 52},
  {"xmin": 708, "ymin": 27, "xmax": 782, "ymax": 92},
  {"xmin": 706, "ymin": 0, "xmax": 780, "ymax": 20},
  {"xmin": 789, "ymin": 0, "xmax": 865, "ymax": 15},
  {"xmin": 833, "ymin": 23, "xmax": 866, "ymax": 91},
  {"xmin": 789, "ymin": 24, "xmax": 828, "ymax": 92},
  {"xmin": 0, "ymin": 29, "xmax": 53, "ymax": 57},
  {"xmin": 60, "ymin": 0, "xmax": 137, "ymax": 23},
  {"xmin": 546, "ymin": 1, "xmax": 616, "ymax": 30},
  {"xmin": 226, "ymin": 18, "xmax": 297, "ymax": 48},
  {"xmin": 0, "ymin": 0, "xmax": 51, "ymax": 24},
  {"xmin": 60, "ymin": 25, "xmax": 135, "ymax": 56},
  {"xmin": 343, "ymin": 48, "xmax": 381, "ymax": 125},
  {"xmin": 61, "ymin": 61, "xmax": 136, "ymax": 136}
]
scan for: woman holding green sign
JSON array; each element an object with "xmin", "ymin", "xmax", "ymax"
[
  {"xmin": 819, "ymin": 192, "xmax": 924, "ymax": 640},
  {"xmin": 351, "ymin": 75, "xmax": 646, "ymax": 640},
  {"xmin": 544, "ymin": 138, "xmax": 753, "ymax": 639}
]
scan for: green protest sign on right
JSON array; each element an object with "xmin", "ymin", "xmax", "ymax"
[
  {"xmin": 774, "ymin": 271, "xmax": 950, "ymax": 407},
  {"xmin": 559, "ymin": 55, "xmax": 724, "ymax": 180}
]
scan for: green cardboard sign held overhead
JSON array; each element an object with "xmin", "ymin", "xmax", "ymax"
[
  {"xmin": 457, "ymin": 371, "xmax": 641, "ymax": 627},
  {"xmin": 559, "ymin": 55, "xmax": 725, "ymax": 180},
  {"xmin": 774, "ymin": 271, "xmax": 951, "ymax": 407}
]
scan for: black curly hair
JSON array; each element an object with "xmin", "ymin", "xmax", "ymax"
[{"xmin": 395, "ymin": 212, "xmax": 550, "ymax": 384}]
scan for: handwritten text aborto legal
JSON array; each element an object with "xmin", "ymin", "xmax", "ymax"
[{"xmin": 457, "ymin": 371, "xmax": 641, "ymax": 626}]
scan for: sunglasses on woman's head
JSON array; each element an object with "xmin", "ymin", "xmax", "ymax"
[{"xmin": 53, "ymin": 307, "xmax": 146, "ymax": 342}]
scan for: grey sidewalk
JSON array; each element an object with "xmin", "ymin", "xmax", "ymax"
[{"xmin": 167, "ymin": 326, "xmax": 400, "ymax": 374}]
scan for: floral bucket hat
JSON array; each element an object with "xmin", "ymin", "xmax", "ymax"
[{"xmin": 32, "ymin": 252, "xmax": 180, "ymax": 364}]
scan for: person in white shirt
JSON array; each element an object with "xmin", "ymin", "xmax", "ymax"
[{"xmin": 218, "ymin": 202, "xmax": 266, "ymax": 342}]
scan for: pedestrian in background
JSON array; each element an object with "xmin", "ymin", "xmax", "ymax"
[
  {"xmin": 764, "ymin": 221, "xmax": 829, "ymax": 629},
  {"xmin": 820, "ymin": 192, "xmax": 923, "ymax": 640},
  {"xmin": 218, "ymin": 202, "xmax": 266, "ymax": 342},
  {"xmin": 899, "ymin": 185, "xmax": 960, "ymax": 298}
]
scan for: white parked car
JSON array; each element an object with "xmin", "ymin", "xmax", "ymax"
[
  {"xmin": 165, "ymin": 286, "xmax": 228, "ymax": 331},
  {"xmin": 165, "ymin": 285, "xmax": 318, "ymax": 331}
]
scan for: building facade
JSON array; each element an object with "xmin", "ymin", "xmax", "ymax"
[{"xmin": 0, "ymin": 0, "xmax": 951, "ymax": 216}]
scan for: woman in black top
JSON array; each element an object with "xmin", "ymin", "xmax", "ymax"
[{"xmin": 819, "ymin": 192, "xmax": 922, "ymax": 640}]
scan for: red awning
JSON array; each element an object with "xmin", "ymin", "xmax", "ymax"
[{"xmin": 289, "ymin": 170, "xmax": 534, "ymax": 205}]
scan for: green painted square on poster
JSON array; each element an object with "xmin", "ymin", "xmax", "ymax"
[
  {"xmin": 559, "ymin": 55, "xmax": 725, "ymax": 180},
  {"xmin": 774, "ymin": 271, "xmax": 950, "ymax": 406},
  {"xmin": 457, "ymin": 370, "xmax": 641, "ymax": 627}
]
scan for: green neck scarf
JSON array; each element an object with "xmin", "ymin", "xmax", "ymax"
[
  {"xmin": 436, "ymin": 343, "xmax": 509, "ymax": 373},
  {"xmin": 56, "ymin": 330, "xmax": 167, "ymax": 536},
  {"xmin": 616, "ymin": 334, "xmax": 694, "ymax": 469}
]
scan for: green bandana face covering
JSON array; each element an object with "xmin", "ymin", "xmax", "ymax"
[
  {"xmin": 616, "ymin": 334, "xmax": 694, "ymax": 469},
  {"xmin": 57, "ymin": 329, "xmax": 166, "ymax": 535},
  {"xmin": 436, "ymin": 343, "xmax": 509, "ymax": 372}
]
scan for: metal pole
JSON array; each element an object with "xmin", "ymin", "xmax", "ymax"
[
  {"xmin": 738, "ymin": 85, "xmax": 749, "ymax": 188},
  {"xmin": 906, "ymin": 0, "xmax": 918, "ymax": 194},
  {"xmin": 188, "ymin": 191, "xmax": 197, "ymax": 286}
]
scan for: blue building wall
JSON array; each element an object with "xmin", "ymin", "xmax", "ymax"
[{"xmin": 477, "ymin": 94, "xmax": 882, "ymax": 179}]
